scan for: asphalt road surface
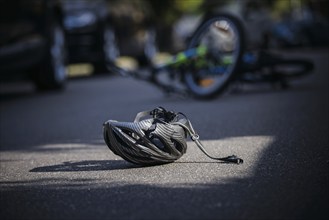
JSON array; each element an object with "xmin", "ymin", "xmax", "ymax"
[{"xmin": 0, "ymin": 49, "xmax": 328, "ymax": 220}]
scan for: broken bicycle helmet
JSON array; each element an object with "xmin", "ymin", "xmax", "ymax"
[{"xmin": 103, "ymin": 107, "xmax": 243, "ymax": 166}]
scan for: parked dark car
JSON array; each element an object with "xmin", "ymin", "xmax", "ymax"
[
  {"xmin": 0, "ymin": 0, "xmax": 67, "ymax": 90},
  {"xmin": 62, "ymin": 0, "xmax": 119, "ymax": 73}
]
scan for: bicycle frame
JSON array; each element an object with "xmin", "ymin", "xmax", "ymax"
[{"xmin": 110, "ymin": 45, "xmax": 232, "ymax": 96}]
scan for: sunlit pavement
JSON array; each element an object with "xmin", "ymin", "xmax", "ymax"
[{"xmin": 0, "ymin": 49, "xmax": 328, "ymax": 219}]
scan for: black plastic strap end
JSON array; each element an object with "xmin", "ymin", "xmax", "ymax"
[{"xmin": 222, "ymin": 155, "xmax": 244, "ymax": 164}]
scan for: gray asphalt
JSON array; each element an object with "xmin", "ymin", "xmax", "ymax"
[{"xmin": 0, "ymin": 49, "xmax": 328, "ymax": 220}]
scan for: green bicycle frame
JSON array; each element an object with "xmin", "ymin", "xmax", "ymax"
[{"xmin": 162, "ymin": 45, "xmax": 233, "ymax": 68}]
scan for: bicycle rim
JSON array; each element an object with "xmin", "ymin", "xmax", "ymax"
[{"xmin": 185, "ymin": 14, "xmax": 244, "ymax": 99}]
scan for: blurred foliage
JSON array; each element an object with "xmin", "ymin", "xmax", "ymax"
[
  {"xmin": 105, "ymin": 0, "xmax": 328, "ymax": 52},
  {"xmin": 108, "ymin": 0, "xmax": 208, "ymax": 26},
  {"xmin": 270, "ymin": 0, "xmax": 328, "ymax": 20},
  {"xmin": 107, "ymin": 0, "xmax": 153, "ymax": 25},
  {"xmin": 106, "ymin": 0, "xmax": 328, "ymax": 22},
  {"xmin": 173, "ymin": 0, "xmax": 204, "ymax": 13}
]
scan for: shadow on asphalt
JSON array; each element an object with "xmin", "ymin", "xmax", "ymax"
[
  {"xmin": 29, "ymin": 160, "xmax": 231, "ymax": 173},
  {"xmin": 30, "ymin": 160, "xmax": 138, "ymax": 172}
]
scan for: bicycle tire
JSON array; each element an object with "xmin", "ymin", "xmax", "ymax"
[{"xmin": 184, "ymin": 13, "xmax": 245, "ymax": 99}]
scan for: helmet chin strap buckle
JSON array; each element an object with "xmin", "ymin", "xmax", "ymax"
[
  {"xmin": 221, "ymin": 155, "xmax": 244, "ymax": 164},
  {"xmin": 191, "ymin": 134, "xmax": 200, "ymax": 141}
]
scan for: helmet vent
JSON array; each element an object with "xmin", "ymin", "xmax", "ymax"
[
  {"xmin": 120, "ymin": 128, "xmax": 141, "ymax": 142},
  {"xmin": 172, "ymin": 139, "xmax": 184, "ymax": 153},
  {"xmin": 150, "ymin": 136, "xmax": 170, "ymax": 153}
]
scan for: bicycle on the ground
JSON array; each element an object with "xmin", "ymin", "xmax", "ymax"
[{"xmin": 110, "ymin": 13, "xmax": 314, "ymax": 99}]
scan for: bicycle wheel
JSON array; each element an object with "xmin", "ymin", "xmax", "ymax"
[{"xmin": 184, "ymin": 13, "xmax": 245, "ymax": 99}]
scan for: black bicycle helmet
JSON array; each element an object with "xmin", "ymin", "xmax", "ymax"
[{"xmin": 103, "ymin": 107, "xmax": 243, "ymax": 166}]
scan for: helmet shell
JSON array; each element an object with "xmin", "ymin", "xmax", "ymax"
[{"xmin": 103, "ymin": 118, "xmax": 188, "ymax": 165}]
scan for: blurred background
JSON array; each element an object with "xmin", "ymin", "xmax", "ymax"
[
  {"xmin": 0, "ymin": 0, "xmax": 328, "ymax": 89},
  {"xmin": 1, "ymin": 2, "xmax": 328, "ymax": 220}
]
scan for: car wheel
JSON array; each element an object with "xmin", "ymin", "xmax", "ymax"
[
  {"xmin": 93, "ymin": 25, "xmax": 119, "ymax": 74},
  {"xmin": 138, "ymin": 28, "xmax": 158, "ymax": 66},
  {"xmin": 35, "ymin": 23, "xmax": 67, "ymax": 90},
  {"xmin": 104, "ymin": 26, "xmax": 120, "ymax": 65},
  {"xmin": 144, "ymin": 28, "xmax": 158, "ymax": 61}
]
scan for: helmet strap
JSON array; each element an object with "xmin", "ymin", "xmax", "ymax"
[
  {"xmin": 173, "ymin": 120, "xmax": 244, "ymax": 164},
  {"xmin": 134, "ymin": 107, "xmax": 178, "ymax": 123}
]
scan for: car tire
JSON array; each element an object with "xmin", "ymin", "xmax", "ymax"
[
  {"xmin": 93, "ymin": 25, "xmax": 119, "ymax": 74},
  {"xmin": 138, "ymin": 28, "xmax": 158, "ymax": 67},
  {"xmin": 34, "ymin": 23, "xmax": 67, "ymax": 91}
]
